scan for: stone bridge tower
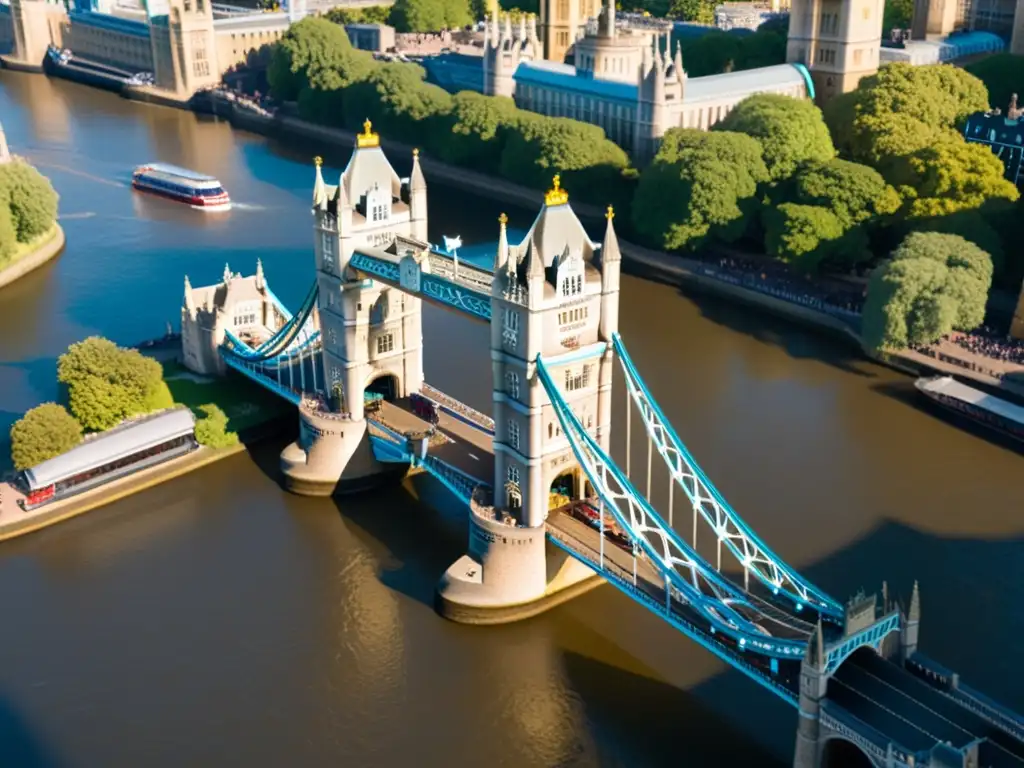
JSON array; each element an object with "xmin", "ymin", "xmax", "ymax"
[
  {"xmin": 282, "ymin": 122, "xmax": 428, "ymax": 496},
  {"xmin": 438, "ymin": 177, "xmax": 622, "ymax": 618}
]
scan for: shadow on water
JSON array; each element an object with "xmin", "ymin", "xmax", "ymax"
[
  {"xmin": 330, "ymin": 477, "xmax": 468, "ymax": 608},
  {"xmin": 677, "ymin": 284, "xmax": 873, "ymax": 379},
  {"xmin": 559, "ymin": 649, "xmax": 786, "ymax": 768},
  {"xmin": 0, "ymin": 694, "xmax": 60, "ymax": 768}
]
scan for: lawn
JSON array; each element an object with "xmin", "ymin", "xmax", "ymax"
[
  {"xmin": 161, "ymin": 361, "xmax": 293, "ymax": 434},
  {"xmin": 0, "ymin": 224, "xmax": 59, "ymax": 271}
]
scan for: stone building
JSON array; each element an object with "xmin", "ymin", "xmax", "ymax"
[
  {"xmin": 181, "ymin": 260, "xmax": 295, "ymax": 376},
  {"xmin": 483, "ymin": 1, "xmax": 817, "ymax": 162}
]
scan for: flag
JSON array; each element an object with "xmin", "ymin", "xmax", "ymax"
[{"xmin": 443, "ymin": 235, "xmax": 463, "ymax": 254}]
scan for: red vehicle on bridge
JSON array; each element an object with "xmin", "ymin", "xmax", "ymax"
[{"xmin": 409, "ymin": 392, "xmax": 440, "ymax": 425}]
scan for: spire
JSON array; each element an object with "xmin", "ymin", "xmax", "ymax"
[
  {"xmin": 490, "ymin": 9, "xmax": 500, "ymax": 43},
  {"xmin": 518, "ymin": 12, "xmax": 526, "ymax": 40},
  {"xmin": 674, "ymin": 42, "xmax": 684, "ymax": 81},
  {"xmin": 312, "ymin": 156, "xmax": 327, "ymax": 210},
  {"xmin": 183, "ymin": 275, "xmax": 195, "ymax": 313},
  {"xmin": 222, "ymin": 263, "xmax": 232, "ymax": 285},
  {"xmin": 503, "ymin": 12, "xmax": 512, "ymax": 42},
  {"xmin": 881, "ymin": 581, "xmax": 889, "ymax": 613},
  {"xmin": 356, "ymin": 118, "xmax": 380, "ymax": 149},
  {"xmin": 544, "ymin": 174, "xmax": 569, "ymax": 207},
  {"xmin": 495, "ymin": 212, "xmax": 509, "ymax": 272},
  {"xmin": 0, "ymin": 121, "xmax": 10, "ymax": 165},
  {"xmin": 814, "ymin": 619, "xmax": 825, "ymax": 670},
  {"xmin": 410, "ymin": 147, "xmax": 426, "ymax": 191},
  {"xmin": 909, "ymin": 580, "xmax": 920, "ymax": 623},
  {"xmin": 255, "ymin": 258, "xmax": 265, "ymax": 290},
  {"xmin": 601, "ymin": 0, "xmax": 616, "ymax": 37},
  {"xmin": 601, "ymin": 205, "xmax": 621, "ymax": 264},
  {"xmin": 527, "ymin": 13, "xmax": 538, "ymax": 44}
]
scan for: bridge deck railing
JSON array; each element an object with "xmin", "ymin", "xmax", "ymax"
[
  {"xmin": 419, "ymin": 383, "xmax": 495, "ymax": 433},
  {"xmin": 547, "ymin": 523, "xmax": 799, "ymax": 706}
]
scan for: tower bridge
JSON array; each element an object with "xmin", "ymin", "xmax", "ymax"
[{"xmin": 179, "ymin": 120, "xmax": 1024, "ymax": 768}]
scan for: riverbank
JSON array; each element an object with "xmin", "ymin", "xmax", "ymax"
[{"xmin": 0, "ymin": 223, "xmax": 64, "ymax": 290}]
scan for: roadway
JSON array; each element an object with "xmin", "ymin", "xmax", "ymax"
[
  {"xmin": 373, "ymin": 398, "xmax": 494, "ymax": 485},
  {"xmin": 546, "ymin": 508, "xmax": 805, "ymax": 693},
  {"xmin": 829, "ymin": 650, "xmax": 1024, "ymax": 764}
]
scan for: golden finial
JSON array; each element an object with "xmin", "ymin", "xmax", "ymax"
[
  {"xmin": 605, "ymin": 205, "xmax": 614, "ymax": 220},
  {"xmin": 314, "ymin": 156, "xmax": 323, "ymax": 167},
  {"xmin": 499, "ymin": 212, "xmax": 508, "ymax": 226},
  {"xmin": 357, "ymin": 118, "xmax": 380, "ymax": 149},
  {"xmin": 544, "ymin": 174, "xmax": 569, "ymax": 207},
  {"xmin": 413, "ymin": 147, "xmax": 420, "ymax": 158}
]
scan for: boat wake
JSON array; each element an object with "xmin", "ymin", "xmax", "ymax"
[
  {"xmin": 58, "ymin": 212, "xmax": 97, "ymax": 220},
  {"xmin": 229, "ymin": 202, "xmax": 266, "ymax": 212},
  {"xmin": 31, "ymin": 162, "xmax": 127, "ymax": 188}
]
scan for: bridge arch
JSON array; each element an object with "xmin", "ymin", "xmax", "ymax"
[
  {"xmin": 366, "ymin": 372, "xmax": 400, "ymax": 401},
  {"xmin": 820, "ymin": 736, "xmax": 877, "ymax": 768}
]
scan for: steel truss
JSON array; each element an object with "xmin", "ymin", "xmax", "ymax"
[
  {"xmin": 537, "ymin": 357, "xmax": 809, "ymax": 660},
  {"xmin": 611, "ymin": 333, "xmax": 843, "ymax": 622}
]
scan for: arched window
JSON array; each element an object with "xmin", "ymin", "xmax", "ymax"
[{"xmin": 508, "ymin": 419, "xmax": 520, "ymax": 450}]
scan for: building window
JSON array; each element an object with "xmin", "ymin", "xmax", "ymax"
[
  {"xmin": 321, "ymin": 231, "xmax": 334, "ymax": 270},
  {"xmin": 327, "ymin": 327, "xmax": 337, "ymax": 347},
  {"xmin": 503, "ymin": 308, "xmax": 519, "ymax": 350},
  {"xmin": 507, "ymin": 464, "xmax": 520, "ymax": 486},
  {"xmin": 330, "ymin": 365, "xmax": 342, "ymax": 385},
  {"xmin": 564, "ymin": 365, "xmax": 591, "ymax": 391},
  {"xmin": 508, "ymin": 419, "xmax": 520, "ymax": 450},
  {"xmin": 853, "ymin": 49, "xmax": 863, "ymax": 65},
  {"xmin": 505, "ymin": 370, "xmax": 520, "ymax": 399},
  {"xmin": 561, "ymin": 274, "xmax": 582, "ymax": 298},
  {"xmin": 376, "ymin": 334, "xmax": 394, "ymax": 354}
]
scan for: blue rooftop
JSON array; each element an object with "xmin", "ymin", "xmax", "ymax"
[
  {"xmin": 68, "ymin": 10, "xmax": 151, "ymax": 38},
  {"xmin": 421, "ymin": 52, "xmax": 485, "ymax": 95},
  {"xmin": 514, "ymin": 60, "xmax": 638, "ymax": 104}
]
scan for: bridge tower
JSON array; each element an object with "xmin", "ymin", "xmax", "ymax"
[
  {"xmin": 281, "ymin": 123, "xmax": 428, "ymax": 496},
  {"xmin": 438, "ymin": 178, "xmax": 620, "ymax": 618},
  {"xmin": 793, "ymin": 622, "xmax": 827, "ymax": 768}
]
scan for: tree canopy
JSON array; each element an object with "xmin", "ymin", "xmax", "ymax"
[
  {"xmin": 0, "ymin": 159, "xmax": 59, "ymax": 257},
  {"xmin": 676, "ymin": 25, "xmax": 787, "ymax": 78},
  {"xmin": 763, "ymin": 203, "xmax": 846, "ymax": 273},
  {"xmin": 193, "ymin": 404, "xmax": 239, "ymax": 449},
  {"xmin": 668, "ymin": 0, "xmax": 715, "ymax": 24},
  {"xmin": 632, "ymin": 129, "xmax": 769, "ymax": 250},
  {"xmin": 57, "ymin": 337, "xmax": 174, "ymax": 432},
  {"xmin": 389, "ymin": 0, "xmax": 473, "ymax": 32},
  {"xmin": 882, "ymin": 0, "xmax": 914, "ymax": 32},
  {"xmin": 791, "ymin": 158, "xmax": 901, "ymax": 228},
  {"xmin": 0, "ymin": 205, "xmax": 17, "ymax": 263},
  {"xmin": 9, "ymin": 403, "xmax": 83, "ymax": 471},
  {"xmin": 714, "ymin": 93, "xmax": 835, "ymax": 182},
  {"xmin": 267, "ymin": 17, "xmax": 373, "ymax": 101},
  {"xmin": 862, "ymin": 232, "xmax": 993, "ymax": 350}
]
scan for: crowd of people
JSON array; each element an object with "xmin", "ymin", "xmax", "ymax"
[
  {"xmin": 950, "ymin": 326, "xmax": 1024, "ymax": 366},
  {"xmin": 699, "ymin": 255, "xmax": 865, "ymax": 321}
]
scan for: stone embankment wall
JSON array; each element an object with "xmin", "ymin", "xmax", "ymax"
[{"xmin": 0, "ymin": 224, "xmax": 66, "ymax": 291}]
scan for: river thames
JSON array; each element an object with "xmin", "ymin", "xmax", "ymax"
[{"xmin": 0, "ymin": 72, "xmax": 1021, "ymax": 767}]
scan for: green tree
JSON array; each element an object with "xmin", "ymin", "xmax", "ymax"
[
  {"xmin": 714, "ymin": 93, "xmax": 835, "ymax": 181},
  {"xmin": 324, "ymin": 5, "xmax": 393, "ymax": 24},
  {"xmin": 341, "ymin": 61, "xmax": 453, "ymax": 143},
  {"xmin": 966, "ymin": 54, "xmax": 1024, "ymax": 114},
  {"xmin": 193, "ymin": 404, "xmax": 239, "ymax": 449},
  {"xmin": 829, "ymin": 63, "xmax": 989, "ymax": 169},
  {"xmin": 679, "ymin": 31, "xmax": 742, "ymax": 77},
  {"xmin": 57, "ymin": 337, "xmax": 173, "ymax": 432},
  {"xmin": 882, "ymin": 0, "xmax": 914, "ymax": 32},
  {"xmin": 862, "ymin": 232, "xmax": 993, "ymax": 350},
  {"xmin": 0, "ymin": 204, "xmax": 17, "ymax": 263},
  {"xmin": 892, "ymin": 139, "xmax": 1019, "ymax": 218},
  {"xmin": 267, "ymin": 17, "xmax": 373, "ymax": 101},
  {"xmin": 0, "ymin": 160, "xmax": 59, "ymax": 242},
  {"xmin": 432, "ymin": 91, "xmax": 518, "ymax": 171},
  {"xmin": 632, "ymin": 129, "xmax": 769, "ymax": 250},
  {"xmin": 792, "ymin": 158, "xmax": 901, "ymax": 227},
  {"xmin": 668, "ymin": 0, "xmax": 715, "ymax": 23},
  {"xmin": 390, "ymin": 0, "xmax": 447, "ymax": 31},
  {"xmin": 500, "ymin": 114, "xmax": 629, "ymax": 200},
  {"xmin": 763, "ymin": 203, "xmax": 846, "ymax": 272},
  {"xmin": 10, "ymin": 403, "xmax": 83, "ymax": 471}
]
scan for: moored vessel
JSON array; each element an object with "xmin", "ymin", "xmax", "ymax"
[
  {"xmin": 914, "ymin": 375, "xmax": 1024, "ymax": 445},
  {"xmin": 132, "ymin": 163, "xmax": 231, "ymax": 210}
]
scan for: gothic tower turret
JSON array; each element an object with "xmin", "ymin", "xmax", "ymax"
[
  {"xmin": 409, "ymin": 148, "xmax": 427, "ymax": 242},
  {"xmin": 901, "ymin": 580, "xmax": 921, "ymax": 662},
  {"xmin": 793, "ymin": 620, "xmax": 828, "ymax": 768}
]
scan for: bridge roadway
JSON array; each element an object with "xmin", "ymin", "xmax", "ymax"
[
  {"xmin": 546, "ymin": 509, "xmax": 805, "ymax": 688},
  {"xmin": 829, "ymin": 650, "xmax": 1024, "ymax": 764},
  {"xmin": 371, "ymin": 397, "xmax": 494, "ymax": 484}
]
